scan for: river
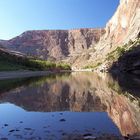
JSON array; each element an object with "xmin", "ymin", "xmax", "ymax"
[{"xmin": 0, "ymin": 72, "xmax": 139, "ymax": 140}]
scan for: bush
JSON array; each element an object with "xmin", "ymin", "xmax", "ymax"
[
  {"xmin": 106, "ymin": 54, "xmax": 115, "ymax": 61},
  {"xmin": 83, "ymin": 62, "xmax": 102, "ymax": 69},
  {"xmin": 116, "ymin": 47, "xmax": 125, "ymax": 56},
  {"xmin": 83, "ymin": 65, "xmax": 94, "ymax": 69},
  {"xmin": 56, "ymin": 63, "xmax": 71, "ymax": 70},
  {"xmin": 0, "ymin": 49, "xmax": 71, "ymax": 71},
  {"xmin": 105, "ymin": 46, "xmax": 126, "ymax": 61}
]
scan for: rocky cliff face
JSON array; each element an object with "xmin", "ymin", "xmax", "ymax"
[
  {"xmin": 0, "ymin": 0, "xmax": 140, "ymax": 70},
  {"xmin": 103, "ymin": 0, "xmax": 140, "ymax": 45},
  {"xmin": 1, "ymin": 29, "xmax": 104, "ymax": 61},
  {"xmin": 72, "ymin": 0, "xmax": 140, "ymax": 69}
]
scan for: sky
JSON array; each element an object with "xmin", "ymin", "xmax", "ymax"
[{"xmin": 0, "ymin": 0, "xmax": 119, "ymax": 40}]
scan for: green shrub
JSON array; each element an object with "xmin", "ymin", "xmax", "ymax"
[
  {"xmin": 116, "ymin": 47, "xmax": 125, "ymax": 56},
  {"xmin": 83, "ymin": 65, "xmax": 94, "ymax": 69},
  {"xmin": 0, "ymin": 49, "xmax": 71, "ymax": 71},
  {"xmin": 56, "ymin": 63, "xmax": 71, "ymax": 70},
  {"xmin": 83, "ymin": 62, "xmax": 102, "ymax": 69},
  {"xmin": 106, "ymin": 54, "xmax": 115, "ymax": 61},
  {"xmin": 105, "ymin": 46, "xmax": 126, "ymax": 61}
]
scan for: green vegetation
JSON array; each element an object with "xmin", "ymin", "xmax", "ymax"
[
  {"xmin": 106, "ymin": 46, "xmax": 126, "ymax": 61},
  {"xmin": 108, "ymin": 80, "xmax": 140, "ymax": 106},
  {"xmin": 0, "ymin": 73, "xmax": 71, "ymax": 93},
  {"xmin": 0, "ymin": 78, "xmax": 31, "ymax": 93},
  {"xmin": 105, "ymin": 39, "xmax": 139, "ymax": 62},
  {"xmin": 0, "ymin": 49, "xmax": 71, "ymax": 71},
  {"xmin": 106, "ymin": 38, "xmax": 140, "ymax": 62},
  {"xmin": 108, "ymin": 81, "xmax": 123, "ymax": 94},
  {"xmin": 56, "ymin": 63, "xmax": 71, "ymax": 70},
  {"xmin": 0, "ymin": 61, "xmax": 27, "ymax": 71},
  {"xmin": 22, "ymin": 59, "xmax": 71, "ymax": 71},
  {"xmin": 83, "ymin": 62, "xmax": 102, "ymax": 69},
  {"xmin": 83, "ymin": 38, "xmax": 140, "ymax": 71}
]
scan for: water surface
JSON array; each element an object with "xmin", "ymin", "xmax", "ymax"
[{"xmin": 0, "ymin": 72, "xmax": 139, "ymax": 140}]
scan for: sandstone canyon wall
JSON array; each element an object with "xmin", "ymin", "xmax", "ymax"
[
  {"xmin": 0, "ymin": 29, "xmax": 104, "ymax": 62},
  {"xmin": 0, "ymin": 0, "xmax": 140, "ymax": 70},
  {"xmin": 72, "ymin": 0, "xmax": 140, "ymax": 68}
]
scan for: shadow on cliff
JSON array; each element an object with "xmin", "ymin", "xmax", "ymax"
[{"xmin": 109, "ymin": 37, "xmax": 140, "ymax": 74}]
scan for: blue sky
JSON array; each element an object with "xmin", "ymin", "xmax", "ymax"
[{"xmin": 0, "ymin": 0, "xmax": 119, "ymax": 40}]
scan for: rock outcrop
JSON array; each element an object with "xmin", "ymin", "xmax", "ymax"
[
  {"xmin": 108, "ymin": 38, "xmax": 140, "ymax": 73},
  {"xmin": 102, "ymin": 0, "xmax": 140, "ymax": 46},
  {"xmin": 0, "ymin": 29, "xmax": 104, "ymax": 62},
  {"xmin": 72, "ymin": 0, "xmax": 140, "ymax": 69},
  {"xmin": 0, "ymin": 0, "xmax": 140, "ymax": 70}
]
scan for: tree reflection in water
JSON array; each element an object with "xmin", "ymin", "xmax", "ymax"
[{"xmin": 0, "ymin": 72, "xmax": 139, "ymax": 139}]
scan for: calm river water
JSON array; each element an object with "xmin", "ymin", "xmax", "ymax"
[{"xmin": 0, "ymin": 72, "xmax": 139, "ymax": 140}]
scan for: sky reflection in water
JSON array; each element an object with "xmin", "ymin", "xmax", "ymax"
[{"xmin": 0, "ymin": 72, "xmax": 139, "ymax": 140}]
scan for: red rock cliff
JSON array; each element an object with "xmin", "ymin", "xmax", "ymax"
[{"xmin": 1, "ymin": 29, "xmax": 104, "ymax": 61}]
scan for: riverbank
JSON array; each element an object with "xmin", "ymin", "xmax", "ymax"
[
  {"xmin": 0, "ymin": 71, "xmax": 54, "ymax": 80},
  {"xmin": 0, "ymin": 70, "xmax": 105, "ymax": 80},
  {"xmin": 0, "ymin": 70, "xmax": 73, "ymax": 80}
]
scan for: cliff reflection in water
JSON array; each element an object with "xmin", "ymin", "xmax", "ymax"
[{"xmin": 0, "ymin": 72, "xmax": 140, "ymax": 136}]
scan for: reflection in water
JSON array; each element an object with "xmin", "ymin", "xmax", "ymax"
[{"xmin": 0, "ymin": 72, "xmax": 140, "ymax": 139}]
